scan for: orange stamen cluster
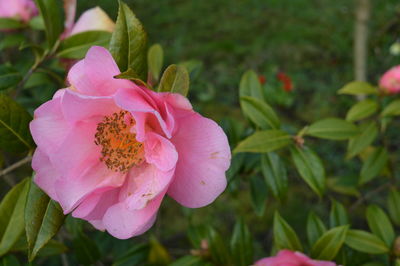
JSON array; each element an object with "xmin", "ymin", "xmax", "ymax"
[{"xmin": 95, "ymin": 110, "xmax": 144, "ymax": 173}]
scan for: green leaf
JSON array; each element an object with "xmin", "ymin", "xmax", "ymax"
[
  {"xmin": 311, "ymin": 225, "xmax": 349, "ymax": 260},
  {"xmin": 327, "ymin": 177, "xmax": 360, "ymax": 197},
  {"xmin": 0, "ymin": 18, "xmax": 24, "ymax": 30},
  {"xmin": 72, "ymin": 232, "xmax": 101, "ymax": 265},
  {"xmin": 148, "ymin": 237, "xmax": 171, "ymax": 265},
  {"xmin": 388, "ymin": 188, "xmax": 400, "ymax": 226},
  {"xmin": 158, "ymin": 64, "xmax": 190, "ymax": 96},
  {"xmin": 346, "ymin": 99, "xmax": 378, "ymax": 122},
  {"xmin": 113, "ymin": 243, "xmax": 149, "ymax": 266},
  {"xmin": 25, "ymin": 181, "xmax": 65, "ymax": 261},
  {"xmin": 261, "ymin": 152, "xmax": 288, "ymax": 201},
  {"xmin": 57, "ymin": 31, "xmax": 111, "ymax": 59},
  {"xmin": 34, "ymin": 0, "xmax": 64, "ymax": 49},
  {"xmin": 0, "ymin": 65, "xmax": 22, "ymax": 91},
  {"xmin": 250, "ymin": 175, "xmax": 268, "ymax": 216},
  {"xmin": 0, "ymin": 34, "xmax": 25, "ymax": 51},
  {"xmin": 110, "ymin": 0, "xmax": 147, "ymax": 80},
  {"xmin": 338, "ymin": 81, "xmax": 378, "ymax": 95},
  {"xmin": 230, "ymin": 219, "xmax": 253, "ymax": 266},
  {"xmin": 290, "ymin": 146, "xmax": 325, "ymax": 197},
  {"xmin": 207, "ymin": 228, "xmax": 230, "ymax": 265},
  {"xmin": 307, "ymin": 212, "xmax": 327, "ymax": 247},
  {"xmin": 0, "ymin": 94, "xmax": 34, "ymax": 153},
  {"xmin": 329, "ymin": 200, "xmax": 349, "ymax": 227},
  {"xmin": 0, "ymin": 178, "xmax": 30, "ymax": 256},
  {"xmin": 347, "ymin": 121, "xmax": 377, "ymax": 159},
  {"xmin": 273, "ymin": 212, "xmax": 303, "ymax": 251},
  {"xmin": 366, "ymin": 205, "xmax": 394, "ymax": 247},
  {"xmin": 234, "ymin": 130, "xmax": 292, "ymax": 153},
  {"xmin": 170, "ymin": 256, "xmax": 212, "ymax": 266},
  {"xmin": 305, "ymin": 118, "xmax": 359, "ymax": 140},
  {"xmin": 239, "ymin": 70, "xmax": 264, "ymax": 99},
  {"xmin": 240, "ymin": 96, "xmax": 280, "ymax": 129},
  {"xmin": 381, "ymin": 99, "xmax": 400, "ymax": 117},
  {"xmin": 345, "ymin": 230, "xmax": 389, "ymax": 254},
  {"xmin": 36, "ymin": 240, "xmax": 67, "ymax": 257},
  {"xmin": 359, "ymin": 147, "xmax": 388, "ymax": 185},
  {"xmin": 0, "ymin": 255, "xmax": 20, "ymax": 266},
  {"xmin": 147, "ymin": 44, "xmax": 164, "ymax": 82}
]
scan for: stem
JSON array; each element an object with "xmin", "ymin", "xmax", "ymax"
[
  {"xmin": 349, "ymin": 182, "xmax": 391, "ymax": 212},
  {"xmin": 0, "ymin": 156, "xmax": 32, "ymax": 178}
]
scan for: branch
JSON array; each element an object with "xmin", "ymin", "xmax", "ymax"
[{"xmin": 0, "ymin": 156, "xmax": 32, "ymax": 178}]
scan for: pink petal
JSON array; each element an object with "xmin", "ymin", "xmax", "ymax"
[
  {"xmin": 167, "ymin": 112, "xmax": 231, "ymax": 208},
  {"xmin": 32, "ymin": 149, "xmax": 59, "ymax": 201},
  {"xmin": 63, "ymin": 0, "xmax": 76, "ymax": 32},
  {"xmin": 144, "ymin": 132, "xmax": 178, "ymax": 171},
  {"xmin": 69, "ymin": 7, "xmax": 114, "ymax": 36}
]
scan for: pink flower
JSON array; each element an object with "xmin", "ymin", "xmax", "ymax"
[
  {"xmin": 0, "ymin": 0, "xmax": 37, "ymax": 22},
  {"xmin": 30, "ymin": 46, "xmax": 231, "ymax": 239},
  {"xmin": 379, "ymin": 65, "xmax": 400, "ymax": 94},
  {"xmin": 254, "ymin": 250, "xmax": 336, "ymax": 266}
]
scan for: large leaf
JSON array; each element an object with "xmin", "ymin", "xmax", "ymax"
[
  {"xmin": 239, "ymin": 70, "xmax": 263, "ymax": 99},
  {"xmin": 249, "ymin": 175, "xmax": 268, "ymax": 216},
  {"xmin": 291, "ymin": 146, "xmax": 325, "ymax": 197},
  {"xmin": 347, "ymin": 121, "xmax": 377, "ymax": 159},
  {"xmin": 359, "ymin": 147, "xmax": 388, "ymax": 185},
  {"xmin": 388, "ymin": 188, "xmax": 400, "ymax": 226},
  {"xmin": 305, "ymin": 118, "xmax": 359, "ymax": 140},
  {"xmin": 0, "ymin": 65, "xmax": 22, "ymax": 91},
  {"xmin": 147, "ymin": 44, "xmax": 164, "ymax": 82},
  {"xmin": 25, "ymin": 181, "xmax": 65, "ymax": 261},
  {"xmin": 109, "ymin": 1, "xmax": 147, "ymax": 80},
  {"xmin": 240, "ymin": 96, "xmax": 280, "ymax": 129},
  {"xmin": 273, "ymin": 212, "xmax": 303, "ymax": 251},
  {"xmin": 0, "ymin": 94, "xmax": 34, "ymax": 153},
  {"xmin": 366, "ymin": 205, "xmax": 394, "ymax": 247},
  {"xmin": 345, "ymin": 230, "xmax": 389, "ymax": 254},
  {"xmin": 261, "ymin": 152, "xmax": 288, "ymax": 200},
  {"xmin": 381, "ymin": 99, "xmax": 400, "ymax": 117},
  {"xmin": 338, "ymin": 81, "xmax": 378, "ymax": 95},
  {"xmin": 234, "ymin": 130, "xmax": 292, "ymax": 153},
  {"xmin": 230, "ymin": 219, "xmax": 253, "ymax": 266},
  {"xmin": 57, "ymin": 31, "xmax": 111, "ymax": 59},
  {"xmin": 311, "ymin": 225, "xmax": 348, "ymax": 260},
  {"xmin": 34, "ymin": 0, "xmax": 64, "ymax": 49},
  {"xmin": 346, "ymin": 99, "xmax": 378, "ymax": 122},
  {"xmin": 0, "ymin": 178, "xmax": 30, "ymax": 256},
  {"xmin": 307, "ymin": 212, "xmax": 327, "ymax": 246},
  {"xmin": 329, "ymin": 200, "xmax": 349, "ymax": 227},
  {"xmin": 158, "ymin": 64, "xmax": 190, "ymax": 96}
]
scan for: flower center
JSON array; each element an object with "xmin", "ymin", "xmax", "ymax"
[{"xmin": 95, "ymin": 110, "xmax": 144, "ymax": 173}]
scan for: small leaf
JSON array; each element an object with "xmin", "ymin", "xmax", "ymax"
[
  {"xmin": 234, "ymin": 130, "xmax": 292, "ymax": 153},
  {"xmin": 114, "ymin": 68, "xmax": 149, "ymax": 88},
  {"xmin": 170, "ymin": 256, "xmax": 211, "ymax": 266},
  {"xmin": 311, "ymin": 225, "xmax": 349, "ymax": 260},
  {"xmin": 57, "ymin": 31, "xmax": 111, "ymax": 59},
  {"xmin": 110, "ymin": 0, "xmax": 147, "ymax": 80},
  {"xmin": 250, "ymin": 175, "xmax": 268, "ymax": 216},
  {"xmin": 230, "ymin": 219, "xmax": 253, "ymax": 266},
  {"xmin": 345, "ymin": 230, "xmax": 389, "ymax": 254},
  {"xmin": 36, "ymin": 240, "xmax": 67, "ymax": 257},
  {"xmin": 291, "ymin": 146, "xmax": 325, "ymax": 197},
  {"xmin": 307, "ymin": 212, "xmax": 327, "ymax": 247},
  {"xmin": 0, "ymin": 94, "xmax": 35, "ymax": 153},
  {"xmin": 0, "ymin": 178, "xmax": 30, "ymax": 256},
  {"xmin": 158, "ymin": 64, "xmax": 190, "ymax": 96},
  {"xmin": 347, "ymin": 121, "xmax": 377, "ymax": 159},
  {"xmin": 148, "ymin": 237, "xmax": 171, "ymax": 265},
  {"xmin": 346, "ymin": 99, "xmax": 378, "ymax": 122},
  {"xmin": 239, "ymin": 70, "xmax": 264, "ymax": 99},
  {"xmin": 0, "ymin": 65, "xmax": 22, "ymax": 91},
  {"xmin": 366, "ymin": 205, "xmax": 394, "ymax": 247},
  {"xmin": 338, "ymin": 81, "xmax": 378, "ymax": 95},
  {"xmin": 72, "ymin": 232, "xmax": 101, "ymax": 265},
  {"xmin": 147, "ymin": 44, "xmax": 164, "ymax": 82},
  {"xmin": 359, "ymin": 148, "xmax": 388, "ymax": 185},
  {"xmin": 34, "ymin": 0, "xmax": 64, "ymax": 49},
  {"xmin": 305, "ymin": 118, "xmax": 359, "ymax": 140},
  {"xmin": 240, "ymin": 96, "xmax": 280, "ymax": 129},
  {"xmin": 273, "ymin": 212, "xmax": 303, "ymax": 251},
  {"xmin": 113, "ymin": 243, "xmax": 150, "ymax": 266},
  {"xmin": 329, "ymin": 200, "xmax": 349, "ymax": 227},
  {"xmin": 381, "ymin": 99, "xmax": 400, "ymax": 117},
  {"xmin": 207, "ymin": 228, "xmax": 230, "ymax": 265},
  {"xmin": 388, "ymin": 188, "xmax": 400, "ymax": 226},
  {"xmin": 0, "ymin": 34, "xmax": 25, "ymax": 51},
  {"xmin": 261, "ymin": 152, "xmax": 288, "ymax": 201},
  {"xmin": 0, "ymin": 18, "xmax": 24, "ymax": 30}
]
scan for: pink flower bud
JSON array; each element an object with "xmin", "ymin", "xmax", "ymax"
[
  {"xmin": 379, "ymin": 65, "xmax": 400, "ymax": 94},
  {"xmin": 0, "ymin": 0, "xmax": 37, "ymax": 22},
  {"xmin": 254, "ymin": 250, "xmax": 336, "ymax": 266}
]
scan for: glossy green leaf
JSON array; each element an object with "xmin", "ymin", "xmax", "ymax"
[
  {"xmin": 307, "ymin": 212, "xmax": 327, "ymax": 246},
  {"xmin": 388, "ymin": 188, "xmax": 400, "ymax": 226},
  {"xmin": 345, "ymin": 230, "xmax": 389, "ymax": 254},
  {"xmin": 230, "ymin": 219, "xmax": 253, "ymax": 266},
  {"xmin": 0, "ymin": 94, "xmax": 35, "ymax": 153},
  {"xmin": 327, "ymin": 177, "xmax": 360, "ymax": 197},
  {"xmin": 0, "ymin": 18, "xmax": 24, "ymax": 30},
  {"xmin": 72, "ymin": 232, "xmax": 101, "ymax": 265},
  {"xmin": 34, "ymin": 0, "xmax": 64, "ymax": 49},
  {"xmin": 338, "ymin": 81, "xmax": 378, "ymax": 95},
  {"xmin": 0, "ymin": 65, "xmax": 22, "ymax": 91},
  {"xmin": 240, "ymin": 96, "xmax": 280, "ymax": 129},
  {"xmin": 381, "ymin": 99, "xmax": 400, "ymax": 117},
  {"xmin": 0, "ymin": 178, "xmax": 30, "ymax": 256},
  {"xmin": 329, "ymin": 200, "xmax": 349, "ymax": 227},
  {"xmin": 147, "ymin": 44, "xmax": 164, "ymax": 82},
  {"xmin": 110, "ymin": 0, "xmax": 147, "ymax": 80},
  {"xmin": 346, "ymin": 99, "xmax": 378, "ymax": 122},
  {"xmin": 234, "ymin": 130, "xmax": 292, "ymax": 153},
  {"xmin": 347, "ymin": 121, "xmax": 377, "ymax": 159},
  {"xmin": 311, "ymin": 225, "xmax": 348, "ymax": 260},
  {"xmin": 261, "ymin": 152, "xmax": 288, "ymax": 200},
  {"xmin": 273, "ymin": 212, "xmax": 303, "ymax": 251},
  {"xmin": 359, "ymin": 147, "xmax": 388, "ymax": 185},
  {"xmin": 366, "ymin": 205, "xmax": 394, "ymax": 247},
  {"xmin": 239, "ymin": 70, "xmax": 264, "ymax": 99},
  {"xmin": 305, "ymin": 118, "xmax": 359, "ymax": 140},
  {"xmin": 250, "ymin": 175, "xmax": 268, "ymax": 216},
  {"xmin": 57, "ymin": 31, "xmax": 111, "ymax": 59},
  {"xmin": 291, "ymin": 146, "xmax": 325, "ymax": 197},
  {"xmin": 113, "ymin": 243, "xmax": 149, "ymax": 266},
  {"xmin": 36, "ymin": 240, "xmax": 67, "ymax": 257},
  {"xmin": 25, "ymin": 181, "xmax": 65, "ymax": 261},
  {"xmin": 158, "ymin": 64, "xmax": 190, "ymax": 96}
]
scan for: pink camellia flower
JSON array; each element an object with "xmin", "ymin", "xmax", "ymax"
[
  {"xmin": 30, "ymin": 46, "xmax": 231, "ymax": 239},
  {"xmin": 254, "ymin": 250, "xmax": 336, "ymax": 266},
  {"xmin": 379, "ymin": 65, "xmax": 400, "ymax": 94},
  {"xmin": 0, "ymin": 0, "xmax": 37, "ymax": 22}
]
